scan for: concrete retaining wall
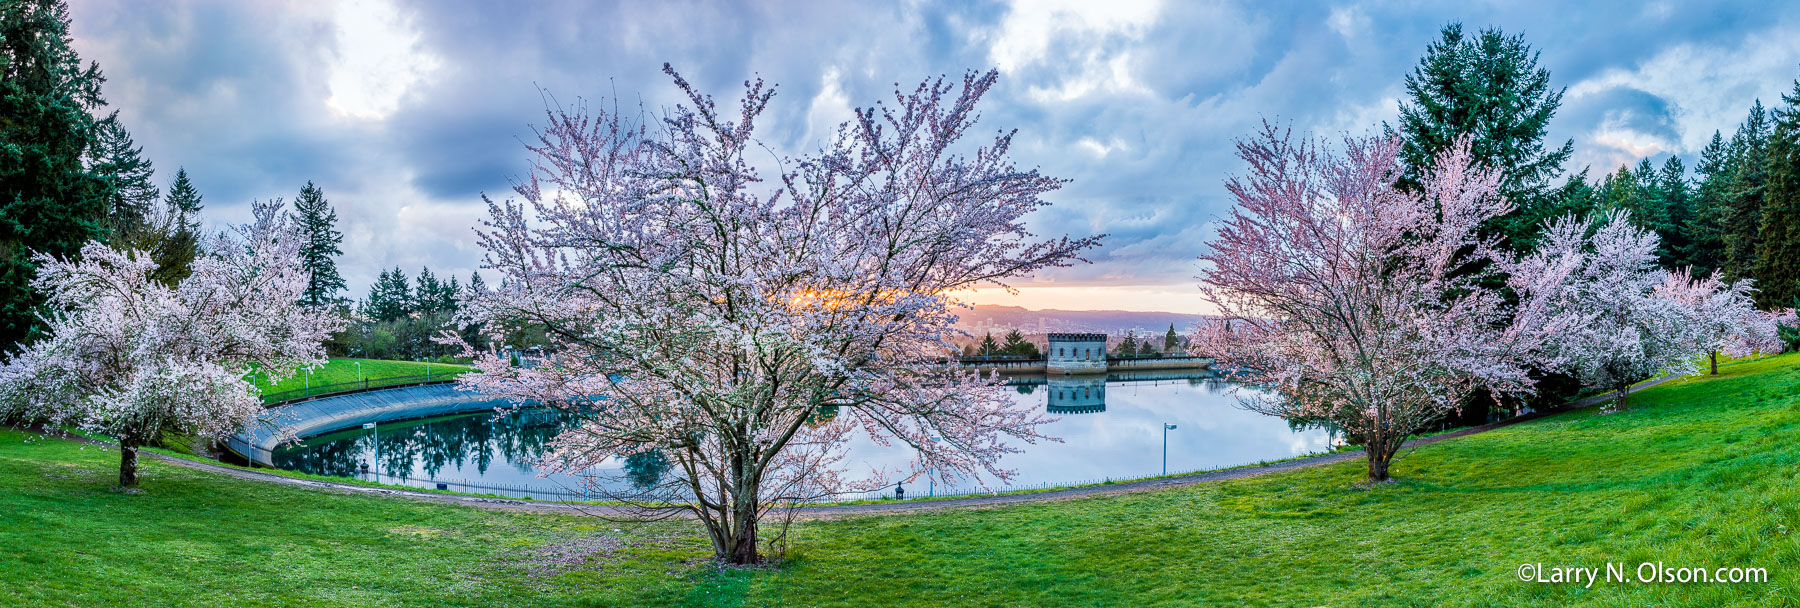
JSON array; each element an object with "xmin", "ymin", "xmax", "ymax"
[{"xmin": 227, "ymin": 383, "xmax": 501, "ymax": 466}]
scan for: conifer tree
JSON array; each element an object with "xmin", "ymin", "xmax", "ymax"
[
  {"xmin": 1722, "ymin": 100, "xmax": 1771, "ymax": 281},
  {"xmin": 1164, "ymin": 323, "xmax": 1179, "ymax": 352},
  {"xmin": 0, "ymin": 0, "xmax": 111, "ymax": 347},
  {"xmin": 164, "ymin": 167, "xmax": 203, "ymax": 220},
  {"xmin": 977, "ymin": 332, "xmax": 999, "ymax": 357},
  {"xmin": 1654, "ymin": 156, "xmax": 1693, "ymax": 268},
  {"xmin": 292, "ymin": 181, "xmax": 345, "ymax": 306},
  {"xmin": 1685, "ymin": 131, "xmax": 1734, "ymax": 277},
  {"xmin": 144, "ymin": 168, "xmax": 204, "ymax": 286},
  {"xmin": 1757, "ymin": 80, "xmax": 1800, "ymax": 307},
  {"xmin": 88, "ymin": 112, "xmax": 158, "ymax": 233},
  {"xmin": 1391, "ymin": 23, "xmax": 1575, "ymax": 251},
  {"xmin": 364, "ymin": 267, "xmax": 411, "ymax": 322}
]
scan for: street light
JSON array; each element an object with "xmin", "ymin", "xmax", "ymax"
[
  {"xmin": 1162, "ymin": 423, "xmax": 1178, "ymax": 476},
  {"xmin": 354, "ymin": 361, "xmax": 363, "ymax": 388}
]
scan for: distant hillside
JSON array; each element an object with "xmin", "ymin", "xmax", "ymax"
[{"xmin": 952, "ymin": 305, "xmax": 1210, "ymax": 338}]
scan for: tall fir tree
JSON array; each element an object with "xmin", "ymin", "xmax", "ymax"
[
  {"xmin": 1653, "ymin": 156, "xmax": 1693, "ymax": 268},
  {"xmin": 1164, "ymin": 323, "xmax": 1179, "ymax": 352},
  {"xmin": 364, "ymin": 267, "xmax": 411, "ymax": 322},
  {"xmin": 1722, "ymin": 100, "xmax": 1771, "ymax": 282},
  {"xmin": 0, "ymin": 0, "xmax": 111, "ymax": 347},
  {"xmin": 292, "ymin": 181, "xmax": 345, "ymax": 306},
  {"xmin": 1757, "ymin": 79, "xmax": 1800, "ymax": 307},
  {"xmin": 163, "ymin": 167, "xmax": 203, "ymax": 220},
  {"xmin": 413, "ymin": 266, "xmax": 443, "ymax": 314},
  {"xmin": 1685, "ymin": 131, "xmax": 1735, "ymax": 277},
  {"xmin": 87, "ymin": 111, "xmax": 157, "ymax": 233},
  {"xmin": 1391, "ymin": 23, "xmax": 1576, "ymax": 251},
  {"xmin": 146, "ymin": 167, "xmax": 203, "ymax": 286}
]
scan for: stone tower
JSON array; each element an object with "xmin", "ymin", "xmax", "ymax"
[{"xmin": 1046, "ymin": 332, "xmax": 1107, "ymax": 374}]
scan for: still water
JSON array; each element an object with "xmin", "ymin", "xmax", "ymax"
[{"xmin": 270, "ymin": 371, "xmax": 1333, "ymax": 500}]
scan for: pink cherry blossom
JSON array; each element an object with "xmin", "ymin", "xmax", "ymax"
[
  {"xmin": 446, "ymin": 66, "xmax": 1099, "ymax": 564},
  {"xmin": 1193, "ymin": 124, "xmax": 1539, "ymax": 483},
  {"xmin": 0, "ymin": 200, "xmax": 344, "ymax": 486}
]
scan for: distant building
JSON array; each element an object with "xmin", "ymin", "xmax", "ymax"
[{"xmin": 1046, "ymin": 332, "xmax": 1107, "ymax": 375}]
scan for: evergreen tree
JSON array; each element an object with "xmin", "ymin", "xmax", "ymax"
[
  {"xmin": 87, "ymin": 111, "xmax": 157, "ymax": 233},
  {"xmin": 364, "ymin": 267, "xmax": 411, "ymax": 322},
  {"xmin": 293, "ymin": 181, "xmax": 345, "ymax": 306},
  {"xmin": 164, "ymin": 167, "xmax": 203, "ymax": 220},
  {"xmin": 1757, "ymin": 79, "xmax": 1800, "ymax": 307},
  {"xmin": 144, "ymin": 168, "xmax": 203, "ymax": 286},
  {"xmin": 1685, "ymin": 131, "xmax": 1734, "ymax": 276},
  {"xmin": 1116, "ymin": 331, "xmax": 1139, "ymax": 357},
  {"xmin": 0, "ymin": 0, "xmax": 111, "ymax": 347},
  {"xmin": 414, "ymin": 267, "xmax": 444, "ymax": 314},
  {"xmin": 1164, "ymin": 323, "xmax": 1179, "ymax": 352},
  {"xmin": 1654, "ymin": 156, "xmax": 1693, "ymax": 268},
  {"xmin": 1722, "ymin": 100, "xmax": 1772, "ymax": 281},
  {"xmin": 999, "ymin": 329, "xmax": 1030, "ymax": 356},
  {"xmin": 1391, "ymin": 23, "xmax": 1575, "ymax": 251},
  {"xmin": 977, "ymin": 332, "xmax": 998, "ymax": 357}
]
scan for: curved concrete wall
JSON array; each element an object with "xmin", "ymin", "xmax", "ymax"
[{"xmin": 227, "ymin": 383, "xmax": 502, "ymax": 466}]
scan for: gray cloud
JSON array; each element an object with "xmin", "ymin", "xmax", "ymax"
[{"xmin": 66, "ymin": 0, "xmax": 1800, "ymax": 305}]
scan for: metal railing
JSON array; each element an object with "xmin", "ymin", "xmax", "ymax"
[{"xmin": 258, "ymin": 372, "xmax": 464, "ymax": 406}]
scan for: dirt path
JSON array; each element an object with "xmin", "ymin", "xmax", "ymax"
[{"xmin": 98, "ymin": 377, "xmax": 1671, "ymax": 520}]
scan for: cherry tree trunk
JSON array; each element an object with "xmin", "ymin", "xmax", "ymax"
[
  {"xmin": 1710, "ymin": 351, "xmax": 1719, "ymax": 375},
  {"xmin": 728, "ymin": 515, "xmax": 759, "ymax": 565},
  {"xmin": 118, "ymin": 440, "xmax": 140, "ymax": 487},
  {"xmin": 1365, "ymin": 441, "xmax": 1398, "ymax": 483}
]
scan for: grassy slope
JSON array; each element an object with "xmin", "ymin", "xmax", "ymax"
[
  {"xmin": 4, "ymin": 355, "xmax": 1799, "ymax": 607},
  {"xmin": 250, "ymin": 358, "xmax": 471, "ymax": 396}
]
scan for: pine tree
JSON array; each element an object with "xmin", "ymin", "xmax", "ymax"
[
  {"xmin": 293, "ymin": 181, "xmax": 345, "ymax": 306},
  {"xmin": 87, "ymin": 112, "xmax": 157, "ymax": 233},
  {"xmin": 1116, "ymin": 331, "xmax": 1139, "ymax": 357},
  {"xmin": 1654, "ymin": 156, "xmax": 1693, "ymax": 268},
  {"xmin": 1000, "ymin": 329, "xmax": 1029, "ymax": 356},
  {"xmin": 1164, "ymin": 323, "xmax": 1179, "ymax": 353},
  {"xmin": 164, "ymin": 167, "xmax": 203, "ymax": 220},
  {"xmin": 1757, "ymin": 79, "xmax": 1800, "ymax": 307},
  {"xmin": 364, "ymin": 267, "xmax": 411, "ymax": 322},
  {"xmin": 1391, "ymin": 23, "xmax": 1574, "ymax": 252},
  {"xmin": 414, "ymin": 267, "xmax": 443, "ymax": 314},
  {"xmin": 0, "ymin": 0, "xmax": 111, "ymax": 347},
  {"xmin": 1722, "ymin": 100, "xmax": 1772, "ymax": 281},
  {"xmin": 977, "ymin": 332, "xmax": 998, "ymax": 357},
  {"xmin": 143, "ymin": 167, "xmax": 203, "ymax": 286},
  {"xmin": 1685, "ymin": 131, "xmax": 1734, "ymax": 277}
]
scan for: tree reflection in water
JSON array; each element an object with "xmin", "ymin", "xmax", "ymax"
[{"xmin": 272, "ymin": 408, "xmax": 573, "ymax": 480}]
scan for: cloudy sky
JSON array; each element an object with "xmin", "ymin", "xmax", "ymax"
[{"xmin": 68, "ymin": 0, "xmax": 1800, "ymax": 313}]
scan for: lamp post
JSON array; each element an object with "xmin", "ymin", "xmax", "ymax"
[
  {"xmin": 1162, "ymin": 423, "xmax": 1178, "ymax": 476},
  {"xmin": 355, "ymin": 361, "xmax": 363, "ymax": 388}
]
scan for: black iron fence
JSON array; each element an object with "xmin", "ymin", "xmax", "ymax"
[{"xmin": 258, "ymin": 372, "xmax": 462, "ymax": 406}]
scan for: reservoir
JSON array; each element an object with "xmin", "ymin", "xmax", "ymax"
[{"xmin": 268, "ymin": 371, "xmax": 1333, "ymax": 500}]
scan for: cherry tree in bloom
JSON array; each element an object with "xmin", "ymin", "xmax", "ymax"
[
  {"xmin": 0, "ymin": 201, "xmax": 342, "ymax": 486},
  {"xmin": 1502, "ymin": 212, "xmax": 1700, "ymax": 411},
  {"xmin": 1192, "ymin": 125, "xmax": 1547, "ymax": 483},
  {"xmin": 1656, "ymin": 268, "xmax": 1783, "ymax": 375},
  {"xmin": 451, "ymin": 66, "xmax": 1099, "ymax": 563}
]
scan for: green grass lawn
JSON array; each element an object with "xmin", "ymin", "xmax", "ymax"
[
  {"xmin": 251, "ymin": 358, "xmax": 471, "ymax": 401},
  {"xmin": 4, "ymin": 355, "xmax": 1799, "ymax": 607}
]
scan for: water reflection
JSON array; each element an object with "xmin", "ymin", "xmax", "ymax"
[{"xmin": 271, "ymin": 370, "xmax": 1332, "ymax": 498}]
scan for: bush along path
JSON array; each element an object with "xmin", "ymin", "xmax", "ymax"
[{"xmin": 43, "ymin": 374, "xmax": 1680, "ymax": 520}]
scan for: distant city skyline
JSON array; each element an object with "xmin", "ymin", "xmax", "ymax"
[{"xmin": 67, "ymin": 0, "xmax": 1800, "ymax": 311}]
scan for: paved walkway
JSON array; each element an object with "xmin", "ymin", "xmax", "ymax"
[{"xmin": 115, "ymin": 376, "xmax": 1673, "ymax": 520}]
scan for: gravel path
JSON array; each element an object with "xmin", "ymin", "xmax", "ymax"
[{"xmin": 101, "ymin": 376, "xmax": 1672, "ymax": 520}]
